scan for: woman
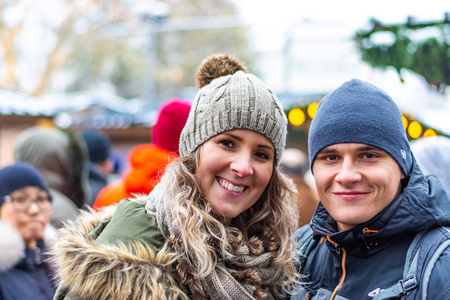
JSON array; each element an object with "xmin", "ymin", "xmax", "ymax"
[
  {"xmin": 51, "ymin": 54, "xmax": 299, "ymax": 300},
  {"xmin": 0, "ymin": 162, "xmax": 56, "ymax": 300},
  {"xmin": 14, "ymin": 127, "xmax": 91, "ymax": 228}
]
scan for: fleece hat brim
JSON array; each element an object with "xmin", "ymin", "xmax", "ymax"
[{"xmin": 308, "ymin": 79, "xmax": 413, "ymax": 177}]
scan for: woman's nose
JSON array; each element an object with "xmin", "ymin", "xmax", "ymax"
[
  {"xmin": 26, "ymin": 200, "xmax": 41, "ymax": 214},
  {"xmin": 230, "ymin": 154, "xmax": 254, "ymax": 177}
]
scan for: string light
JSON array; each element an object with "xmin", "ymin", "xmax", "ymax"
[
  {"xmin": 408, "ymin": 121, "xmax": 422, "ymax": 139},
  {"xmin": 288, "ymin": 108, "xmax": 305, "ymax": 126},
  {"xmin": 307, "ymin": 103, "xmax": 319, "ymax": 119}
]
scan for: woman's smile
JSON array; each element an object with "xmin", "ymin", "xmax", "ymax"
[{"xmin": 217, "ymin": 177, "xmax": 247, "ymax": 193}]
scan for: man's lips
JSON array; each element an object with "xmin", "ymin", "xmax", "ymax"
[{"xmin": 332, "ymin": 191, "xmax": 371, "ymax": 200}]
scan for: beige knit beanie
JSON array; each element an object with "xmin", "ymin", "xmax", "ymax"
[{"xmin": 179, "ymin": 54, "xmax": 287, "ymax": 165}]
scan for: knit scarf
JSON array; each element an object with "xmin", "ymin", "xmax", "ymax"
[{"xmin": 145, "ymin": 179, "xmax": 283, "ymax": 300}]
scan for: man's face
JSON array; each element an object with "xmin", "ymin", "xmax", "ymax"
[{"xmin": 313, "ymin": 143, "xmax": 404, "ymax": 231}]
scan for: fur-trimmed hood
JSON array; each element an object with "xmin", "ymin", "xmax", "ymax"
[
  {"xmin": 50, "ymin": 205, "xmax": 189, "ymax": 300},
  {"xmin": 0, "ymin": 220, "xmax": 57, "ymax": 272}
]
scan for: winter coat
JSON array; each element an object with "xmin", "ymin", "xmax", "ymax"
[
  {"xmin": 52, "ymin": 197, "xmax": 281, "ymax": 300},
  {"xmin": 291, "ymin": 159, "xmax": 450, "ymax": 299},
  {"xmin": 0, "ymin": 221, "xmax": 56, "ymax": 300},
  {"xmin": 52, "ymin": 199, "xmax": 188, "ymax": 300},
  {"xmin": 93, "ymin": 144, "xmax": 177, "ymax": 210}
]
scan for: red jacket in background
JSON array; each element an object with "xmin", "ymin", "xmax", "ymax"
[{"xmin": 93, "ymin": 144, "xmax": 177, "ymax": 210}]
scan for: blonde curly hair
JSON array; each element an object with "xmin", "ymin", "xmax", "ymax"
[{"xmin": 162, "ymin": 148, "xmax": 300, "ymax": 294}]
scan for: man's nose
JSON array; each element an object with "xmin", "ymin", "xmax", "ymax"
[{"xmin": 335, "ymin": 159, "xmax": 362, "ymax": 183}]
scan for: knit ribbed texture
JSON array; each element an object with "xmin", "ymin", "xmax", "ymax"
[
  {"xmin": 308, "ymin": 78, "xmax": 413, "ymax": 176},
  {"xmin": 179, "ymin": 71, "xmax": 287, "ymax": 165},
  {"xmin": 0, "ymin": 162, "xmax": 51, "ymax": 206}
]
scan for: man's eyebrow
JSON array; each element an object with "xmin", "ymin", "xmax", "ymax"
[
  {"xmin": 318, "ymin": 145, "xmax": 383, "ymax": 153},
  {"xmin": 357, "ymin": 145, "xmax": 382, "ymax": 151},
  {"xmin": 318, "ymin": 147, "xmax": 337, "ymax": 154}
]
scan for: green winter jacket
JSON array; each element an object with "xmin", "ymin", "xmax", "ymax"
[{"xmin": 52, "ymin": 199, "xmax": 188, "ymax": 300}]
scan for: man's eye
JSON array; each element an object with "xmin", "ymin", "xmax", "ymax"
[
  {"xmin": 363, "ymin": 153, "xmax": 377, "ymax": 159},
  {"xmin": 325, "ymin": 155, "xmax": 338, "ymax": 161}
]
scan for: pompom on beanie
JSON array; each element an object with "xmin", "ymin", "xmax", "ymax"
[
  {"xmin": 0, "ymin": 162, "xmax": 51, "ymax": 208},
  {"xmin": 152, "ymin": 98, "xmax": 192, "ymax": 155},
  {"xmin": 308, "ymin": 78, "xmax": 413, "ymax": 177},
  {"xmin": 179, "ymin": 53, "xmax": 287, "ymax": 165}
]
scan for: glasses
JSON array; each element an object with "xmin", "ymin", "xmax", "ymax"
[{"xmin": 3, "ymin": 195, "xmax": 51, "ymax": 212}]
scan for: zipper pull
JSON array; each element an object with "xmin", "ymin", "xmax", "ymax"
[
  {"xmin": 34, "ymin": 247, "xmax": 42, "ymax": 264},
  {"xmin": 335, "ymin": 244, "xmax": 340, "ymax": 255}
]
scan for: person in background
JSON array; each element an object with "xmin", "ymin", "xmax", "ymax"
[
  {"xmin": 107, "ymin": 150, "xmax": 123, "ymax": 183},
  {"xmin": 0, "ymin": 162, "xmax": 56, "ymax": 300},
  {"xmin": 14, "ymin": 127, "xmax": 90, "ymax": 229},
  {"xmin": 51, "ymin": 53, "xmax": 300, "ymax": 299},
  {"xmin": 81, "ymin": 130, "xmax": 113, "ymax": 206},
  {"xmin": 280, "ymin": 148, "xmax": 319, "ymax": 227},
  {"xmin": 291, "ymin": 79, "xmax": 450, "ymax": 299},
  {"xmin": 93, "ymin": 98, "xmax": 191, "ymax": 210},
  {"xmin": 411, "ymin": 135, "xmax": 450, "ymax": 197}
]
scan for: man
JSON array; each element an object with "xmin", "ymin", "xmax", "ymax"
[
  {"xmin": 291, "ymin": 79, "xmax": 450, "ymax": 299},
  {"xmin": 81, "ymin": 130, "xmax": 113, "ymax": 206}
]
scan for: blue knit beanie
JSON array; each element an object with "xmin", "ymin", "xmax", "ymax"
[
  {"xmin": 308, "ymin": 79, "xmax": 412, "ymax": 177},
  {"xmin": 81, "ymin": 130, "xmax": 111, "ymax": 163},
  {"xmin": 0, "ymin": 162, "xmax": 51, "ymax": 208}
]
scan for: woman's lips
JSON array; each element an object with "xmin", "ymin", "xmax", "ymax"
[{"xmin": 217, "ymin": 177, "xmax": 247, "ymax": 193}]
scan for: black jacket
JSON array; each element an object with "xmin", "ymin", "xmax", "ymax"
[{"xmin": 291, "ymin": 159, "xmax": 450, "ymax": 299}]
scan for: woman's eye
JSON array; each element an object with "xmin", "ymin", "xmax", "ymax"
[
  {"xmin": 254, "ymin": 151, "xmax": 269, "ymax": 160},
  {"xmin": 14, "ymin": 197, "xmax": 27, "ymax": 203},
  {"xmin": 36, "ymin": 196, "xmax": 49, "ymax": 202},
  {"xmin": 219, "ymin": 140, "xmax": 234, "ymax": 148}
]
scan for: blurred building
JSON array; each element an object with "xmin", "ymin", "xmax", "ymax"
[{"xmin": 0, "ymin": 90, "xmax": 163, "ymax": 167}]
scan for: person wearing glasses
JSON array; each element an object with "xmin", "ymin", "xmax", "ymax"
[{"xmin": 0, "ymin": 162, "xmax": 56, "ymax": 300}]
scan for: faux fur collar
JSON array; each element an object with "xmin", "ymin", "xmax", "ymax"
[
  {"xmin": 0, "ymin": 220, "xmax": 57, "ymax": 272},
  {"xmin": 50, "ymin": 205, "xmax": 189, "ymax": 300}
]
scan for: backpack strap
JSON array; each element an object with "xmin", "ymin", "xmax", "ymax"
[
  {"xmin": 372, "ymin": 276, "xmax": 417, "ymax": 300},
  {"xmin": 373, "ymin": 227, "xmax": 450, "ymax": 300},
  {"xmin": 420, "ymin": 227, "xmax": 450, "ymax": 299}
]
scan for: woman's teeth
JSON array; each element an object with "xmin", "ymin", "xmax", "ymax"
[{"xmin": 219, "ymin": 179, "xmax": 245, "ymax": 193}]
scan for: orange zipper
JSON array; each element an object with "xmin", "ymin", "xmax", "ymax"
[{"xmin": 326, "ymin": 236, "xmax": 347, "ymax": 300}]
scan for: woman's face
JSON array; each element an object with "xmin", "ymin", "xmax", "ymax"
[
  {"xmin": 0, "ymin": 186, "xmax": 52, "ymax": 248},
  {"xmin": 196, "ymin": 129, "xmax": 274, "ymax": 219}
]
